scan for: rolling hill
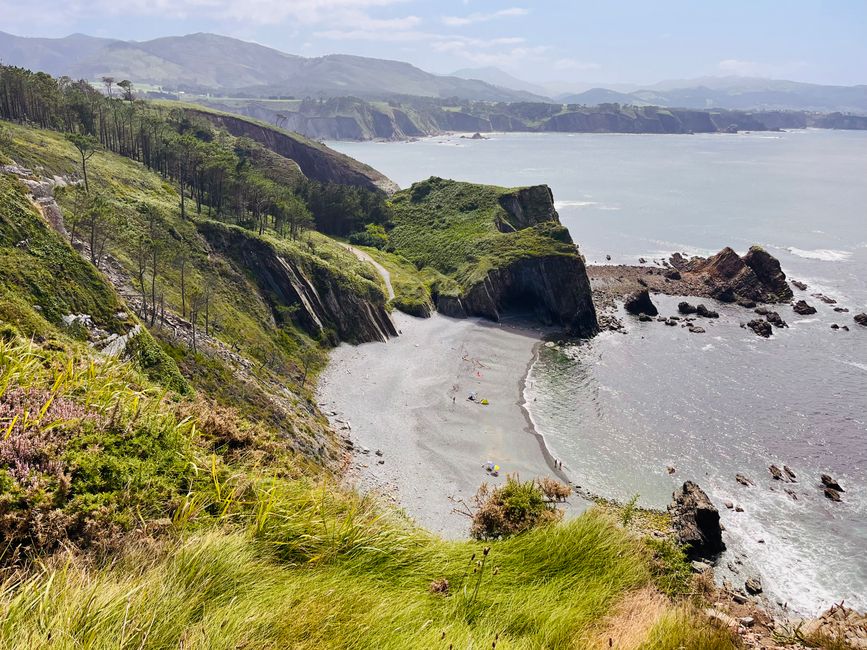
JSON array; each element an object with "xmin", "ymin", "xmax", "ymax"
[{"xmin": 0, "ymin": 31, "xmax": 543, "ymax": 102}]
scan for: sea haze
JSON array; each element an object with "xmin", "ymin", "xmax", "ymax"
[{"xmin": 328, "ymin": 130, "xmax": 867, "ymax": 615}]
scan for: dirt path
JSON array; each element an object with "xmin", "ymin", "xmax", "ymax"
[{"xmin": 339, "ymin": 243, "xmax": 394, "ymax": 300}]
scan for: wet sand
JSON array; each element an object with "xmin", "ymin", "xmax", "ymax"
[{"xmin": 318, "ymin": 311, "xmax": 590, "ymax": 538}]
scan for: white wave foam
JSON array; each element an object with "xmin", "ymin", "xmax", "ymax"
[
  {"xmin": 554, "ymin": 200, "xmax": 600, "ymax": 209},
  {"xmin": 786, "ymin": 247, "xmax": 853, "ymax": 262}
]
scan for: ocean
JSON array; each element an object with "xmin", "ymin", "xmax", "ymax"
[{"xmin": 328, "ymin": 129, "xmax": 867, "ymax": 615}]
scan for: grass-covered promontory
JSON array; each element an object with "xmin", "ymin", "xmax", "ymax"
[
  {"xmin": 380, "ymin": 177, "xmax": 597, "ymax": 334},
  {"xmin": 388, "ymin": 177, "xmax": 576, "ymax": 289}
]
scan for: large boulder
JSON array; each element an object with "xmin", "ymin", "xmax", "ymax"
[
  {"xmin": 793, "ymin": 300, "xmax": 817, "ymax": 315},
  {"xmin": 668, "ymin": 481, "xmax": 726, "ymax": 560},
  {"xmin": 747, "ymin": 319, "xmax": 773, "ymax": 338},
  {"xmin": 624, "ymin": 288, "xmax": 658, "ymax": 316}
]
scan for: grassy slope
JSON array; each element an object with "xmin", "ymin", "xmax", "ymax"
[
  {"xmin": 1, "ymin": 121, "xmax": 382, "ymax": 389},
  {"xmin": 388, "ymin": 177, "xmax": 576, "ymax": 291}
]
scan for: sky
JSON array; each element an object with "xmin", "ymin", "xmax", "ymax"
[{"xmin": 1, "ymin": 0, "xmax": 865, "ymax": 87}]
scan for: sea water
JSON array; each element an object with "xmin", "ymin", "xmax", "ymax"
[{"xmin": 328, "ymin": 130, "xmax": 867, "ymax": 615}]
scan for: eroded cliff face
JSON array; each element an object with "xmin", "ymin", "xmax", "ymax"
[
  {"xmin": 186, "ymin": 108, "xmax": 398, "ymax": 193},
  {"xmin": 437, "ymin": 254, "xmax": 598, "ymax": 337},
  {"xmin": 199, "ymin": 221, "xmax": 397, "ymax": 344}
]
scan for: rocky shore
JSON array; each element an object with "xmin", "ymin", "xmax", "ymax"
[{"xmin": 588, "ymin": 246, "xmax": 864, "ymax": 335}]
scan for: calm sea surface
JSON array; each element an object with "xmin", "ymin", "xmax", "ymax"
[{"xmin": 328, "ymin": 130, "xmax": 867, "ymax": 615}]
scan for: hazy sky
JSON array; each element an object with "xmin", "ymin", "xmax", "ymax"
[{"xmin": 2, "ymin": 0, "xmax": 865, "ymax": 86}]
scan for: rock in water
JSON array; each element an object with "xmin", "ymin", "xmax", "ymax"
[
  {"xmin": 747, "ymin": 319, "xmax": 773, "ymax": 338},
  {"xmin": 791, "ymin": 279, "xmax": 808, "ymax": 291},
  {"xmin": 678, "ymin": 301, "xmax": 697, "ymax": 315},
  {"xmin": 669, "ymin": 481, "xmax": 725, "ymax": 559},
  {"xmin": 624, "ymin": 288, "xmax": 659, "ymax": 316},
  {"xmin": 743, "ymin": 246, "xmax": 793, "ymax": 301},
  {"xmin": 736, "ymin": 473, "xmax": 754, "ymax": 487},
  {"xmin": 769, "ymin": 465, "xmax": 784, "ymax": 480},
  {"xmin": 792, "ymin": 300, "xmax": 817, "ymax": 315},
  {"xmin": 765, "ymin": 311, "xmax": 788, "ymax": 328},
  {"xmin": 821, "ymin": 474, "xmax": 844, "ymax": 492},
  {"xmin": 855, "ymin": 313, "xmax": 867, "ymax": 327},
  {"xmin": 696, "ymin": 304, "xmax": 719, "ymax": 318},
  {"xmin": 676, "ymin": 246, "xmax": 793, "ymax": 303},
  {"xmin": 824, "ymin": 488, "xmax": 842, "ymax": 502}
]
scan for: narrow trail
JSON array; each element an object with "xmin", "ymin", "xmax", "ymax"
[{"xmin": 339, "ymin": 243, "xmax": 395, "ymax": 300}]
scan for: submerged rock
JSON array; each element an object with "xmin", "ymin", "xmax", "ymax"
[
  {"xmin": 736, "ymin": 474, "xmax": 754, "ymax": 487},
  {"xmin": 669, "ymin": 481, "xmax": 725, "ymax": 560},
  {"xmin": 791, "ymin": 279, "xmax": 808, "ymax": 291},
  {"xmin": 624, "ymin": 288, "xmax": 659, "ymax": 316}
]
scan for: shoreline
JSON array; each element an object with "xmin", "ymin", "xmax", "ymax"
[{"xmin": 317, "ymin": 311, "xmax": 590, "ymax": 538}]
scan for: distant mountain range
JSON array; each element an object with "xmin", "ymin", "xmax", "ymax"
[
  {"xmin": 2, "ymin": 31, "xmax": 865, "ymax": 113},
  {"xmin": 0, "ymin": 31, "xmax": 543, "ymax": 102}
]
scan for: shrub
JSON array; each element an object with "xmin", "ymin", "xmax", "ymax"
[
  {"xmin": 471, "ymin": 475, "xmax": 562, "ymax": 539},
  {"xmin": 348, "ymin": 223, "xmax": 389, "ymax": 249},
  {"xmin": 537, "ymin": 476, "xmax": 571, "ymax": 501}
]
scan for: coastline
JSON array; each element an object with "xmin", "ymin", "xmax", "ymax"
[{"xmin": 317, "ymin": 311, "xmax": 591, "ymax": 538}]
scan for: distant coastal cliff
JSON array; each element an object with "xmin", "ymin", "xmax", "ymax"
[{"xmin": 193, "ymin": 96, "xmax": 867, "ymax": 142}]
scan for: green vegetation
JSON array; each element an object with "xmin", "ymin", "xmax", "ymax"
[
  {"xmin": 388, "ymin": 176, "xmax": 576, "ymax": 290},
  {"xmin": 356, "ymin": 246, "xmax": 459, "ymax": 317}
]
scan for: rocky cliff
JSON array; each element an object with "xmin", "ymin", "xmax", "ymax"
[
  {"xmin": 192, "ymin": 97, "xmax": 867, "ymax": 142},
  {"xmin": 199, "ymin": 221, "xmax": 397, "ymax": 343},
  {"xmin": 388, "ymin": 177, "xmax": 598, "ymax": 336},
  {"xmin": 437, "ymin": 254, "xmax": 597, "ymax": 336},
  {"xmin": 185, "ymin": 107, "xmax": 398, "ymax": 193}
]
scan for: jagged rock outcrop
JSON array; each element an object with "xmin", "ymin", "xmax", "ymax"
[
  {"xmin": 186, "ymin": 108, "xmax": 398, "ymax": 194},
  {"xmin": 670, "ymin": 246, "xmax": 793, "ymax": 303},
  {"xmin": 742, "ymin": 246, "xmax": 793, "ymax": 300},
  {"xmin": 199, "ymin": 221, "xmax": 396, "ymax": 343},
  {"xmin": 669, "ymin": 481, "xmax": 726, "ymax": 560}
]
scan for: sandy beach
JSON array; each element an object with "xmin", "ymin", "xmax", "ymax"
[{"xmin": 318, "ymin": 311, "xmax": 590, "ymax": 537}]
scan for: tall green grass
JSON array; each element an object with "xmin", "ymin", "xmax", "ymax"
[{"xmin": 0, "ymin": 478, "xmax": 736, "ymax": 649}]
